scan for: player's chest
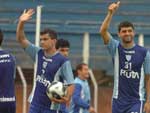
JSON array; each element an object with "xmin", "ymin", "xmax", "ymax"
[
  {"xmin": 37, "ymin": 56, "xmax": 61, "ymax": 75},
  {"xmin": 118, "ymin": 50, "xmax": 144, "ymax": 69}
]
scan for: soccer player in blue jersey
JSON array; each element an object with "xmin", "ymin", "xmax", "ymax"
[
  {"xmin": 69, "ymin": 63, "xmax": 96, "ymax": 113},
  {"xmin": 16, "ymin": 9, "xmax": 74, "ymax": 113},
  {"xmin": 0, "ymin": 29, "xmax": 16, "ymax": 113},
  {"xmin": 100, "ymin": 1, "xmax": 150, "ymax": 113}
]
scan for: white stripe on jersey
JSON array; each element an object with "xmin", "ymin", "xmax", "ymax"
[
  {"xmin": 140, "ymin": 101, "xmax": 143, "ymax": 113},
  {"xmin": 28, "ymin": 54, "xmax": 38, "ymax": 103},
  {"xmin": 113, "ymin": 48, "xmax": 119, "ymax": 99},
  {"xmin": 53, "ymin": 68, "xmax": 61, "ymax": 81},
  {"xmin": 139, "ymin": 65, "xmax": 145, "ymax": 101}
]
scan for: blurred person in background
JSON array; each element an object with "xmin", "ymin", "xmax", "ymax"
[
  {"xmin": 56, "ymin": 38, "xmax": 70, "ymax": 57},
  {"xmin": 0, "ymin": 29, "xmax": 16, "ymax": 113},
  {"xmin": 56, "ymin": 38, "xmax": 76, "ymax": 77},
  {"xmin": 69, "ymin": 63, "xmax": 96, "ymax": 113},
  {"xmin": 56, "ymin": 38, "xmax": 74, "ymax": 113},
  {"xmin": 100, "ymin": 1, "xmax": 150, "ymax": 113},
  {"xmin": 16, "ymin": 9, "xmax": 74, "ymax": 113}
]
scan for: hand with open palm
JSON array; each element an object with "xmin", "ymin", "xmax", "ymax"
[{"xmin": 19, "ymin": 9, "xmax": 35, "ymax": 23}]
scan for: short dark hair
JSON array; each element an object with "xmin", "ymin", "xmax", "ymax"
[
  {"xmin": 118, "ymin": 21, "xmax": 134, "ymax": 32},
  {"xmin": 0, "ymin": 29, "xmax": 3, "ymax": 46},
  {"xmin": 75, "ymin": 63, "xmax": 87, "ymax": 75},
  {"xmin": 55, "ymin": 39, "xmax": 70, "ymax": 49},
  {"xmin": 40, "ymin": 28, "xmax": 57, "ymax": 39}
]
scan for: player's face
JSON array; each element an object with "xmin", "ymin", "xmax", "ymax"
[
  {"xmin": 40, "ymin": 33, "xmax": 56, "ymax": 50},
  {"xmin": 80, "ymin": 65, "xmax": 89, "ymax": 79},
  {"xmin": 58, "ymin": 47, "xmax": 70, "ymax": 57},
  {"xmin": 118, "ymin": 27, "xmax": 135, "ymax": 44}
]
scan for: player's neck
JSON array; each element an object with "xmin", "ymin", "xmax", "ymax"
[
  {"xmin": 78, "ymin": 75, "xmax": 86, "ymax": 81},
  {"xmin": 44, "ymin": 48, "xmax": 57, "ymax": 56},
  {"xmin": 122, "ymin": 41, "xmax": 135, "ymax": 49}
]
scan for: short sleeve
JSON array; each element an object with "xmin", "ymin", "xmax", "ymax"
[
  {"xmin": 24, "ymin": 43, "xmax": 40, "ymax": 61},
  {"xmin": 144, "ymin": 51, "xmax": 150, "ymax": 74},
  {"xmin": 107, "ymin": 35, "xmax": 119, "ymax": 57},
  {"xmin": 61, "ymin": 61, "xmax": 74, "ymax": 84}
]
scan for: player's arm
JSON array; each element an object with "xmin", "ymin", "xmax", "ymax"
[
  {"xmin": 65, "ymin": 84, "xmax": 74, "ymax": 106},
  {"xmin": 62, "ymin": 61, "xmax": 75, "ymax": 104},
  {"xmin": 100, "ymin": 1, "xmax": 120, "ymax": 44},
  {"xmin": 143, "ymin": 51, "xmax": 150, "ymax": 113},
  {"xmin": 72, "ymin": 83, "xmax": 96, "ymax": 113},
  {"xmin": 51, "ymin": 61, "xmax": 74, "ymax": 104},
  {"xmin": 50, "ymin": 85, "xmax": 74, "ymax": 104},
  {"xmin": 73, "ymin": 84, "xmax": 90, "ymax": 108},
  {"xmin": 145, "ymin": 75, "xmax": 150, "ymax": 102},
  {"xmin": 16, "ymin": 9, "xmax": 35, "ymax": 48},
  {"xmin": 144, "ymin": 75, "xmax": 150, "ymax": 113}
]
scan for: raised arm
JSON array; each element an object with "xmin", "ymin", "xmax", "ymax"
[
  {"xmin": 16, "ymin": 9, "xmax": 35, "ymax": 48},
  {"xmin": 100, "ymin": 1, "xmax": 120, "ymax": 44}
]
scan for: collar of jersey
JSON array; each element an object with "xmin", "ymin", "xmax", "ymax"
[{"xmin": 45, "ymin": 51, "xmax": 59, "ymax": 58}]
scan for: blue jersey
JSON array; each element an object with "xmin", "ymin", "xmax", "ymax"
[
  {"xmin": 107, "ymin": 37, "xmax": 150, "ymax": 101},
  {"xmin": 0, "ymin": 49, "xmax": 16, "ymax": 101},
  {"xmin": 69, "ymin": 77, "xmax": 91, "ymax": 113},
  {"xmin": 0, "ymin": 49, "xmax": 16, "ymax": 113},
  {"xmin": 25, "ymin": 44, "xmax": 74, "ymax": 111}
]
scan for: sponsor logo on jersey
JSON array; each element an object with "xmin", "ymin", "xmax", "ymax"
[
  {"xmin": 0, "ymin": 54, "xmax": 10, "ymax": 58},
  {"xmin": 120, "ymin": 69, "xmax": 139, "ymax": 79},
  {"xmin": 36, "ymin": 75, "xmax": 51, "ymax": 87},
  {"xmin": 125, "ymin": 55, "xmax": 131, "ymax": 61},
  {"xmin": 0, "ymin": 54, "xmax": 11, "ymax": 63},
  {"xmin": 0, "ymin": 96, "xmax": 15, "ymax": 102},
  {"xmin": 0, "ymin": 59, "xmax": 11, "ymax": 63},
  {"xmin": 124, "ymin": 50, "xmax": 135, "ymax": 54}
]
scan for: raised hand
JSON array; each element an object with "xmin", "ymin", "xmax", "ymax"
[
  {"xmin": 19, "ymin": 9, "xmax": 35, "ymax": 22},
  {"xmin": 108, "ymin": 1, "xmax": 120, "ymax": 14}
]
